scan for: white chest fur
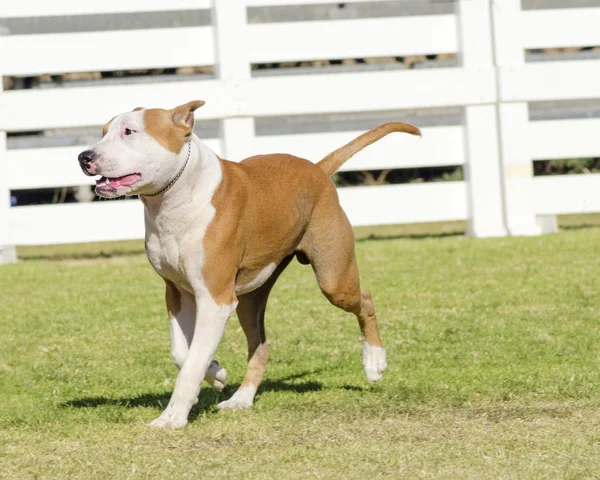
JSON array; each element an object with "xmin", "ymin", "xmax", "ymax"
[
  {"xmin": 145, "ymin": 201, "xmax": 217, "ymax": 292},
  {"xmin": 143, "ymin": 138, "xmax": 222, "ymax": 294}
]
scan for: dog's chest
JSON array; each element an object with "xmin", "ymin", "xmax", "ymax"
[
  {"xmin": 145, "ymin": 233, "xmax": 186, "ymax": 281},
  {"xmin": 144, "ymin": 215, "xmax": 209, "ymax": 293}
]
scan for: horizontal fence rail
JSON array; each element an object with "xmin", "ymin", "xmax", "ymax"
[
  {"xmin": 2, "ymin": 0, "xmax": 600, "ymax": 255},
  {"xmin": 0, "ymin": 0, "xmax": 211, "ymax": 18},
  {"xmin": 0, "ymin": 69, "xmax": 495, "ymax": 131},
  {"xmin": 522, "ymin": 8, "xmax": 600, "ymax": 49},
  {"xmin": 500, "ymin": 60, "xmax": 600, "ymax": 102},
  {"xmin": 1, "ymin": 28, "xmax": 215, "ymax": 77},
  {"xmin": 248, "ymin": 15, "xmax": 457, "ymax": 63}
]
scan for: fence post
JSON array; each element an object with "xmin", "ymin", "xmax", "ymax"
[
  {"xmin": 491, "ymin": 0, "xmax": 540, "ymax": 235},
  {"xmin": 0, "ymin": 26, "xmax": 16, "ymax": 264},
  {"xmin": 0, "ymin": 132, "xmax": 16, "ymax": 265},
  {"xmin": 456, "ymin": 0, "xmax": 507, "ymax": 237},
  {"xmin": 211, "ymin": 0, "xmax": 255, "ymax": 161}
]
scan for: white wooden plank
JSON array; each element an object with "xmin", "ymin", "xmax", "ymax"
[
  {"xmin": 500, "ymin": 60, "xmax": 600, "ymax": 102},
  {"xmin": 533, "ymin": 175, "xmax": 600, "ymax": 215},
  {"xmin": 0, "ymin": 132, "xmax": 12, "ymax": 250},
  {"xmin": 247, "ymin": 0, "xmax": 397, "ymax": 5},
  {"xmin": 498, "ymin": 103, "xmax": 538, "ymax": 236},
  {"xmin": 212, "ymin": 0, "xmax": 256, "ymax": 161},
  {"xmin": 244, "ymin": 0, "xmax": 398, "ymax": 7},
  {"xmin": 338, "ymin": 182, "xmax": 467, "ymax": 227},
  {"xmin": 10, "ymin": 201, "xmax": 145, "ymax": 245},
  {"xmin": 0, "ymin": 0, "xmax": 209, "ymax": 18},
  {"xmin": 0, "ymin": 80, "xmax": 233, "ymax": 131},
  {"xmin": 457, "ymin": 0, "xmax": 494, "ymax": 67},
  {"xmin": 462, "ymin": 105, "xmax": 507, "ymax": 237},
  {"xmin": 248, "ymin": 15, "xmax": 457, "ymax": 63},
  {"xmin": 522, "ymin": 8, "xmax": 600, "ymax": 50},
  {"xmin": 457, "ymin": 0, "xmax": 507, "ymax": 237},
  {"xmin": 0, "ymin": 27, "xmax": 214, "ymax": 76},
  {"xmin": 244, "ymin": 68, "xmax": 496, "ymax": 117},
  {"xmin": 529, "ymin": 118, "xmax": 600, "ymax": 160},
  {"xmin": 0, "ymin": 69, "xmax": 495, "ymax": 131},
  {"xmin": 9, "ymin": 146, "xmax": 93, "ymax": 190},
  {"xmin": 490, "ymin": 0, "xmax": 537, "ymax": 236},
  {"xmin": 0, "ymin": 73, "xmax": 14, "ymax": 259},
  {"xmin": 254, "ymin": 126, "xmax": 464, "ymax": 170}
]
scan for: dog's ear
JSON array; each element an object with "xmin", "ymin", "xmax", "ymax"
[
  {"xmin": 172, "ymin": 100, "xmax": 205, "ymax": 129},
  {"xmin": 132, "ymin": 107, "xmax": 144, "ymax": 112}
]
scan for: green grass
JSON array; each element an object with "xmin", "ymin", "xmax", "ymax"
[{"xmin": 3, "ymin": 227, "xmax": 600, "ymax": 478}]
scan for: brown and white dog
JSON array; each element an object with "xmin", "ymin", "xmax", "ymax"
[{"xmin": 78, "ymin": 100, "xmax": 420, "ymax": 428}]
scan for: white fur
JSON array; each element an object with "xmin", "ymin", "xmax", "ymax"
[
  {"xmin": 205, "ymin": 360, "xmax": 228, "ymax": 392},
  {"xmin": 91, "ymin": 110, "xmax": 187, "ymax": 198},
  {"xmin": 169, "ymin": 293, "xmax": 227, "ymax": 391},
  {"xmin": 169, "ymin": 289, "xmax": 195, "ymax": 369},
  {"xmin": 235, "ymin": 263, "xmax": 277, "ymax": 295},
  {"xmin": 217, "ymin": 384, "xmax": 257, "ymax": 410},
  {"xmin": 148, "ymin": 297, "xmax": 237, "ymax": 429},
  {"xmin": 361, "ymin": 336, "xmax": 387, "ymax": 383}
]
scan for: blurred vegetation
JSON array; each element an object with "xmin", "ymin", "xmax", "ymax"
[
  {"xmin": 334, "ymin": 157, "xmax": 600, "ymax": 188},
  {"xmin": 533, "ymin": 157, "xmax": 600, "ymax": 176},
  {"xmin": 335, "ymin": 165, "xmax": 464, "ymax": 187}
]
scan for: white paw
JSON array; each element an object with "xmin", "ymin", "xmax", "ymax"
[
  {"xmin": 204, "ymin": 360, "xmax": 228, "ymax": 392},
  {"xmin": 147, "ymin": 410, "xmax": 188, "ymax": 429},
  {"xmin": 362, "ymin": 339, "xmax": 387, "ymax": 383},
  {"xmin": 217, "ymin": 384, "xmax": 256, "ymax": 411}
]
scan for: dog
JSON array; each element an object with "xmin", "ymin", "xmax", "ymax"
[{"xmin": 78, "ymin": 100, "xmax": 420, "ymax": 428}]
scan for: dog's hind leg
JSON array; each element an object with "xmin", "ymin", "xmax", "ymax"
[
  {"xmin": 165, "ymin": 281, "xmax": 227, "ymax": 391},
  {"xmin": 217, "ymin": 256, "xmax": 293, "ymax": 410},
  {"xmin": 300, "ymin": 201, "xmax": 387, "ymax": 383}
]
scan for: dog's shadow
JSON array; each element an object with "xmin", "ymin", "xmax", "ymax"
[{"xmin": 61, "ymin": 370, "xmax": 364, "ymax": 420}]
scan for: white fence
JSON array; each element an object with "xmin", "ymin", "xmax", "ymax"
[{"xmin": 1, "ymin": 0, "xmax": 600, "ymax": 261}]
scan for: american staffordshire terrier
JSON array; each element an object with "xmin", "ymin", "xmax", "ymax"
[{"xmin": 78, "ymin": 100, "xmax": 420, "ymax": 428}]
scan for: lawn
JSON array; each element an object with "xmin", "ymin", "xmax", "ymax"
[{"xmin": 2, "ymin": 226, "xmax": 600, "ymax": 478}]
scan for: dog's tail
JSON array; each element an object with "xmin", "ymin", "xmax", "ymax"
[{"xmin": 316, "ymin": 122, "xmax": 421, "ymax": 177}]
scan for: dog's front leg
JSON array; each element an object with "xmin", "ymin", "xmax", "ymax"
[
  {"xmin": 166, "ymin": 282, "xmax": 228, "ymax": 392},
  {"xmin": 149, "ymin": 294, "xmax": 237, "ymax": 428}
]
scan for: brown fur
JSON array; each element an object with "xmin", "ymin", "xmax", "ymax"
[
  {"xmin": 102, "ymin": 117, "xmax": 115, "ymax": 137},
  {"xmin": 202, "ymin": 120, "xmax": 420, "ymax": 308},
  {"xmin": 317, "ymin": 121, "xmax": 421, "ymax": 176},
  {"xmin": 165, "ymin": 280, "xmax": 181, "ymax": 318},
  {"xmin": 143, "ymin": 109, "xmax": 190, "ymax": 154},
  {"xmin": 200, "ymin": 148, "xmax": 388, "ymax": 368},
  {"xmin": 202, "ymin": 154, "xmax": 326, "ymax": 304},
  {"xmin": 143, "ymin": 101, "xmax": 204, "ymax": 154},
  {"xmin": 236, "ymin": 256, "xmax": 293, "ymax": 389}
]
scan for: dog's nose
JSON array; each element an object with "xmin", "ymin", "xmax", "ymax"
[{"xmin": 78, "ymin": 150, "xmax": 96, "ymax": 164}]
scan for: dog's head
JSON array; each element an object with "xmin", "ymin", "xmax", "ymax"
[{"xmin": 78, "ymin": 100, "xmax": 205, "ymax": 198}]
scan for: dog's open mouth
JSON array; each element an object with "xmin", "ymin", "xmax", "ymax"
[{"xmin": 95, "ymin": 173, "xmax": 141, "ymax": 190}]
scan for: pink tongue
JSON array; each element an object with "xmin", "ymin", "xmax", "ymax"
[
  {"xmin": 113, "ymin": 174, "xmax": 140, "ymax": 187},
  {"xmin": 99, "ymin": 174, "xmax": 141, "ymax": 187}
]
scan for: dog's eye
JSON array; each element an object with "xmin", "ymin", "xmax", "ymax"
[{"xmin": 124, "ymin": 128, "xmax": 135, "ymax": 136}]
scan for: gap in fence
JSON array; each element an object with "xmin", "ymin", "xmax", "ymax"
[
  {"xmin": 529, "ymin": 98, "xmax": 600, "ymax": 121},
  {"xmin": 522, "ymin": 0, "xmax": 600, "ymax": 10}
]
